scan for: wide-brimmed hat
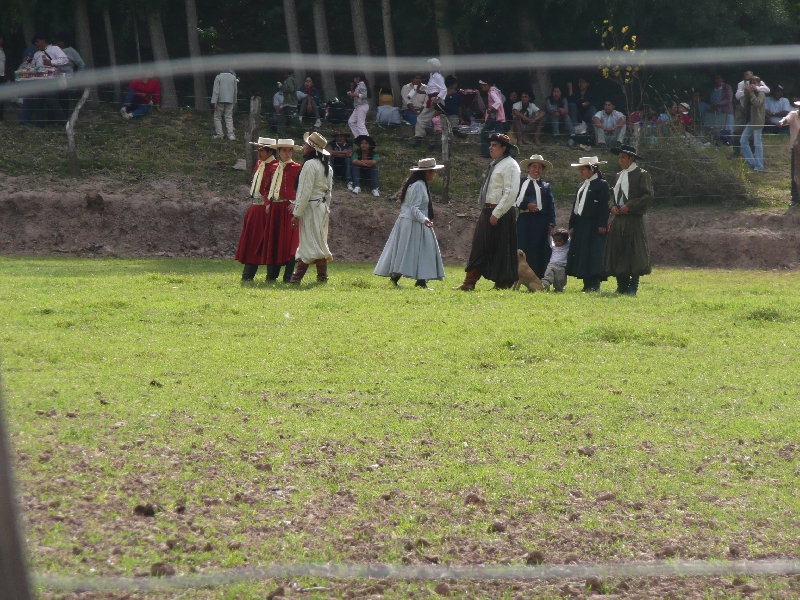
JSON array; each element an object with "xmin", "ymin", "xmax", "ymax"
[
  {"xmin": 249, "ymin": 136, "xmax": 276, "ymax": 148},
  {"xmin": 354, "ymin": 134, "xmax": 376, "ymax": 147},
  {"xmin": 679, "ymin": 102, "xmax": 690, "ymax": 111},
  {"xmin": 488, "ymin": 133, "xmax": 518, "ymax": 154},
  {"xmin": 332, "ymin": 131, "xmax": 350, "ymax": 138},
  {"xmin": 271, "ymin": 138, "xmax": 302, "ymax": 150},
  {"xmin": 410, "ymin": 157, "xmax": 445, "ymax": 171},
  {"xmin": 427, "ymin": 57, "xmax": 441, "ymax": 70},
  {"xmin": 303, "ymin": 131, "xmax": 330, "ymax": 155},
  {"xmin": 519, "ymin": 154, "xmax": 553, "ymax": 171},
  {"xmin": 570, "ymin": 156, "xmax": 607, "ymax": 167},
  {"xmin": 609, "ymin": 144, "xmax": 644, "ymax": 160}
]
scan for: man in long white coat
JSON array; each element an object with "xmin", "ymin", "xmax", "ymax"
[{"xmin": 289, "ymin": 132, "xmax": 334, "ymax": 284}]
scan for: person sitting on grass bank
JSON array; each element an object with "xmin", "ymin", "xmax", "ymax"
[
  {"xmin": 327, "ymin": 131, "xmax": 353, "ymax": 183},
  {"xmin": 512, "ymin": 92, "xmax": 545, "ymax": 147},
  {"xmin": 211, "ymin": 68, "xmax": 237, "ymax": 140},
  {"xmin": 401, "ymin": 74, "xmax": 426, "ymax": 126},
  {"xmin": 121, "ymin": 76, "xmax": 161, "ymax": 119},
  {"xmin": 374, "ymin": 157, "xmax": 446, "ymax": 288},
  {"xmin": 604, "ymin": 144, "xmax": 653, "ymax": 296},
  {"xmin": 592, "ymin": 101, "xmax": 626, "ymax": 147},
  {"xmin": 299, "ymin": 75, "xmax": 322, "ymax": 128},
  {"xmin": 350, "ymin": 135, "xmax": 380, "ymax": 197},
  {"xmin": 236, "ymin": 137, "xmax": 276, "ymax": 282}
]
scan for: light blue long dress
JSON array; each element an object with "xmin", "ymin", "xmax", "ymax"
[{"xmin": 374, "ymin": 180, "xmax": 445, "ymax": 281}]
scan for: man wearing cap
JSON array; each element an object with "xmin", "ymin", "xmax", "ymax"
[
  {"xmin": 262, "ymin": 139, "xmax": 303, "ymax": 282},
  {"xmin": 290, "ymin": 132, "xmax": 334, "ymax": 284},
  {"xmin": 515, "ymin": 154, "xmax": 556, "ymax": 278},
  {"xmin": 457, "ymin": 134, "xmax": 521, "ymax": 290},
  {"xmin": 479, "ymin": 80, "xmax": 506, "ymax": 156},
  {"xmin": 236, "ymin": 137, "xmax": 277, "ymax": 282},
  {"xmin": 604, "ymin": 144, "xmax": 653, "ymax": 296},
  {"xmin": 410, "ymin": 58, "xmax": 447, "ymax": 149},
  {"xmin": 592, "ymin": 101, "xmax": 626, "ymax": 147},
  {"xmin": 779, "ymin": 101, "xmax": 800, "ymax": 205}
]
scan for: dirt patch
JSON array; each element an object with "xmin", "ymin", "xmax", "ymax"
[{"xmin": 1, "ymin": 177, "xmax": 799, "ymax": 268}]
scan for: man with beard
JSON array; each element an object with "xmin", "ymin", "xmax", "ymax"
[{"xmin": 289, "ymin": 132, "xmax": 334, "ymax": 284}]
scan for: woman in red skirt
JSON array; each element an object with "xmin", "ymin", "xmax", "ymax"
[
  {"xmin": 236, "ymin": 137, "xmax": 276, "ymax": 281},
  {"xmin": 262, "ymin": 138, "xmax": 303, "ymax": 282}
]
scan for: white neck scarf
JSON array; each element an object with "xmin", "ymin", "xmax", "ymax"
[
  {"xmin": 575, "ymin": 173, "xmax": 598, "ymax": 216},
  {"xmin": 613, "ymin": 162, "xmax": 637, "ymax": 207},
  {"xmin": 249, "ymin": 156, "xmax": 274, "ymax": 198},
  {"xmin": 515, "ymin": 176, "xmax": 542, "ymax": 210},
  {"xmin": 268, "ymin": 159, "xmax": 291, "ymax": 200}
]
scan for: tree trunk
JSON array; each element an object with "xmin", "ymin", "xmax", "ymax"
[
  {"xmin": 244, "ymin": 96, "xmax": 261, "ymax": 175},
  {"xmin": 312, "ymin": 0, "xmax": 337, "ymax": 103},
  {"xmin": 518, "ymin": 7, "xmax": 551, "ymax": 105},
  {"xmin": 282, "ymin": 0, "xmax": 305, "ymax": 87},
  {"xmin": 17, "ymin": 0, "xmax": 36, "ymax": 47},
  {"xmin": 433, "ymin": 0, "xmax": 455, "ymax": 76},
  {"xmin": 74, "ymin": 0, "xmax": 99, "ymax": 102},
  {"xmin": 133, "ymin": 14, "xmax": 142, "ymax": 63},
  {"xmin": 440, "ymin": 116, "xmax": 451, "ymax": 203},
  {"xmin": 185, "ymin": 0, "xmax": 210, "ymax": 111},
  {"xmin": 146, "ymin": 6, "xmax": 179, "ymax": 110},
  {"xmin": 380, "ymin": 0, "xmax": 401, "ymax": 106},
  {"xmin": 349, "ymin": 0, "xmax": 374, "ymax": 107},
  {"xmin": 66, "ymin": 88, "xmax": 91, "ymax": 176},
  {"xmin": 102, "ymin": 8, "xmax": 122, "ymax": 104}
]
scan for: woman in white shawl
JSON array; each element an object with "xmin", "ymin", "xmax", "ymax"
[{"xmin": 374, "ymin": 158, "xmax": 446, "ymax": 288}]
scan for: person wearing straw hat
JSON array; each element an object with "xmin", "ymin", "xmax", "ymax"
[
  {"xmin": 604, "ymin": 144, "xmax": 653, "ymax": 296},
  {"xmin": 374, "ymin": 158, "xmax": 446, "ymax": 288},
  {"xmin": 779, "ymin": 100, "xmax": 800, "ymax": 205},
  {"xmin": 456, "ymin": 133, "xmax": 521, "ymax": 290},
  {"xmin": 515, "ymin": 154, "xmax": 556, "ymax": 278},
  {"xmin": 236, "ymin": 137, "xmax": 277, "ymax": 282},
  {"xmin": 566, "ymin": 156, "xmax": 610, "ymax": 292},
  {"xmin": 289, "ymin": 132, "xmax": 335, "ymax": 284},
  {"xmin": 262, "ymin": 138, "xmax": 303, "ymax": 282}
]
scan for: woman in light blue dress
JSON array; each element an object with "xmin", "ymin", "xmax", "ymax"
[{"xmin": 374, "ymin": 158, "xmax": 446, "ymax": 288}]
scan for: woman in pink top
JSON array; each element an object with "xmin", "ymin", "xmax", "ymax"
[{"xmin": 479, "ymin": 80, "xmax": 505, "ymax": 156}]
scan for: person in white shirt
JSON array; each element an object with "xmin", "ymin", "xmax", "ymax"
[
  {"xmin": 511, "ymin": 91, "xmax": 545, "ymax": 146},
  {"xmin": 765, "ymin": 85, "xmax": 791, "ymax": 129},
  {"xmin": 410, "ymin": 58, "xmax": 446, "ymax": 147},
  {"xmin": 779, "ymin": 99, "xmax": 800, "ymax": 205},
  {"xmin": 457, "ymin": 133, "xmax": 521, "ymax": 290},
  {"xmin": 400, "ymin": 74, "xmax": 426, "ymax": 126},
  {"xmin": 540, "ymin": 229, "xmax": 570, "ymax": 292},
  {"xmin": 211, "ymin": 69, "xmax": 238, "ymax": 140},
  {"xmin": 30, "ymin": 34, "xmax": 69, "ymax": 69},
  {"xmin": 592, "ymin": 101, "xmax": 626, "ymax": 147},
  {"xmin": 25, "ymin": 34, "xmax": 69, "ymax": 125},
  {"xmin": 733, "ymin": 71, "xmax": 770, "ymax": 156}
]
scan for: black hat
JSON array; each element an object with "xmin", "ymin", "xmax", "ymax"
[
  {"xmin": 610, "ymin": 144, "xmax": 643, "ymax": 161},
  {"xmin": 354, "ymin": 134, "xmax": 376, "ymax": 147},
  {"xmin": 488, "ymin": 133, "xmax": 518, "ymax": 152}
]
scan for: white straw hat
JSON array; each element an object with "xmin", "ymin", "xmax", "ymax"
[
  {"xmin": 303, "ymin": 131, "xmax": 331, "ymax": 155},
  {"xmin": 249, "ymin": 137, "xmax": 276, "ymax": 147},
  {"xmin": 410, "ymin": 157, "xmax": 445, "ymax": 171},
  {"xmin": 427, "ymin": 57, "xmax": 441, "ymax": 70},
  {"xmin": 519, "ymin": 154, "xmax": 553, "ymax": 171},
  {"xmin": 271, "ymin": 138, "xmax": 302, "ymax": 150},
  {"xmin": 570, "ymin": 156, "xmax": 607, "ymax": 167}
]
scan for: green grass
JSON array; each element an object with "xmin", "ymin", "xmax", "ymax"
[{"xmin": 2, "ymin": 258, "xmax": 800, "ymax": 599}]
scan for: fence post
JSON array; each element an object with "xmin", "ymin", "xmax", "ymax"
[
  {"xmin": 0, "ymin": 376, "xmax": 32, "ymax": 600},
  {"xmin": 440, "ymin": 115, "xmax": 451, "ymax": 204},
  {"xmin": 244, "ymin": 95, "xmax": 262, "ymax": 176},
  {"xmin": 66, "ymin": 88, "xmax": 92, "ymax": 177}
]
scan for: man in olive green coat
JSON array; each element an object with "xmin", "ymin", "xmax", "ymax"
[{"xmin": 604, "ymin": 144, "xmax": 653, "ymax": 296}]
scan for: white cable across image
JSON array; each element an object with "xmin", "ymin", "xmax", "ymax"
[
  {"xmin": 33, "ymin": 559, "xmax": 800, "ymax": 592},
  {"xmin": 4, "ymin": 45, "xmax": 800, "ymax": 102}
]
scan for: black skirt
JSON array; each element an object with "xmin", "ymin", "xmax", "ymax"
[
  {"xmin": 466, "ymin": 207, "xmax": 518, "ymax": 283},
  {"xmin": 517, "ymin": 211, "xmax": 552, "ymax": 278}
]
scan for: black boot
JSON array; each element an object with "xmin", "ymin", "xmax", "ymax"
[
  {"xmin": 282, "ymin": 259, "xmax": 296, "ymax": 283},
  {"xmin": 390, "ymin": 274, "xmax": 402, "ymax": 286},
  {"xmin": 266, "ymin": 265, "xmax": 281, "ymax": 281},
  {"xmin": 288, "ymin": 260, "xmax": 309, "ymax": 284},
  {"xmin": 615, "ymin": 275, "xmax": 630, "ymax": 294},
  {"xmin": 625, "ymin": 276, "xmax": 640, "ymax": 296},
  {"xmin": 415, "ymin": 279, "xmax": 428, "ymax": 288},
  {"xmin": 241, "ymin": 264, "xmax": 258, "ymax": 281}
]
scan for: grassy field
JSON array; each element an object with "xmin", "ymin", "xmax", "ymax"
[{"xmin": 2, "ymin": 257, "xmax": 800, "ymax": 598}]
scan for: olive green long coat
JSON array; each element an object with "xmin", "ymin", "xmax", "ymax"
[{"xmin": 603, "ymin": 166, "xmax": 653, "ymax": 277}]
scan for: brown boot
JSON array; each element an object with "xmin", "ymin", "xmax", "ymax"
[
  {"xmin": 288, "ymin": 260, "xmax": 309, "ymax": 284},
  {"xmin": 454, "ymin": 268, "xmax": 481, "ymax": 291},
  {"xmin": 315, "ymin": 259, "xmax": 329, "ymax": 282}
]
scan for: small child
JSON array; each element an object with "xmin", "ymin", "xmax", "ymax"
[{"xmin": 541, "ymin": 229, "xmax": 569, "ymax": 292}]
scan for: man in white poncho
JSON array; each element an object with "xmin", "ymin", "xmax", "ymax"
[{"xmin": 289, "ymin": 132, "xmax": 334, "ymax": 284}]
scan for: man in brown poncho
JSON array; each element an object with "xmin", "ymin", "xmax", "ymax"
[{"xmin": 604, "ymin": 144, "xmax": 653, "ymax": 296}]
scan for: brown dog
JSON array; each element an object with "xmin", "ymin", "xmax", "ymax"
[{"xmin": 513, "ymin": 249, "xmax": 544, "ymax": 292}]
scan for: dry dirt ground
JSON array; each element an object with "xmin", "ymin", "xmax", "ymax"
[{"xmin": 1, "ymin": 175, "xmax": 799, "ymax": 269}]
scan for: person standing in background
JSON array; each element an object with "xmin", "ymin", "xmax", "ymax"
[
  {"xmin": 740, "ymin": 76, "xmax": 766, "ymax": 173},
  {"xmin": 55, "ymin": 33, "xmax": 85, "ymax": 78},
  {"xmin": 347, "ymin": 73, "xmax": 370, "ymax": 138},
  {"xmin": 410, "ymin": 58, "xmax": 446, "ymax": 149},
  {"xmin": 211, "ymin": 69, "xmax": 238, "ymax": 140},
  {"xmin": 479, "ymin": 80, "xmax": 506, "ymax": 156},
  {"xmin": 779, "ymin": 101, "xmax": 800, "ymax": 205},
  {"xmin": 401, "ymin": 74, "xmax": 426, "ymax": 126}
]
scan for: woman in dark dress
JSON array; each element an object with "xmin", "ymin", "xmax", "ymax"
[
  {"xmin": 566, "ymin": 156, "xmax": 610, "ymax": 292},
  {"xmin": 515, "ymin": 154, "xmax": 556, "ymax": 278}
]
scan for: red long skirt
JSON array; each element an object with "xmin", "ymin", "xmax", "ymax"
[
  {"xmin": 235, "ymin": 204, "xmax": 268, "ymax": 265},
  {"xmin": 262, "ymin": 202, "xmax": 299, "ymax": 265}
]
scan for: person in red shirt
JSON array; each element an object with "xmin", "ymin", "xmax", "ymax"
[
  {"xmin": 261, "ymin": 139, "xmax": 303, "ymax": 282},
  {"xmin": 237, "ymin": 137, "xmax": 277, "ymax": 282},
  {"xmin": 675, "ymin": 102, "xmax": 692, "ymax": 132},
  {"xmin": 121, "ymin": 77, "xmax": 162, "ymax": 119}
]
